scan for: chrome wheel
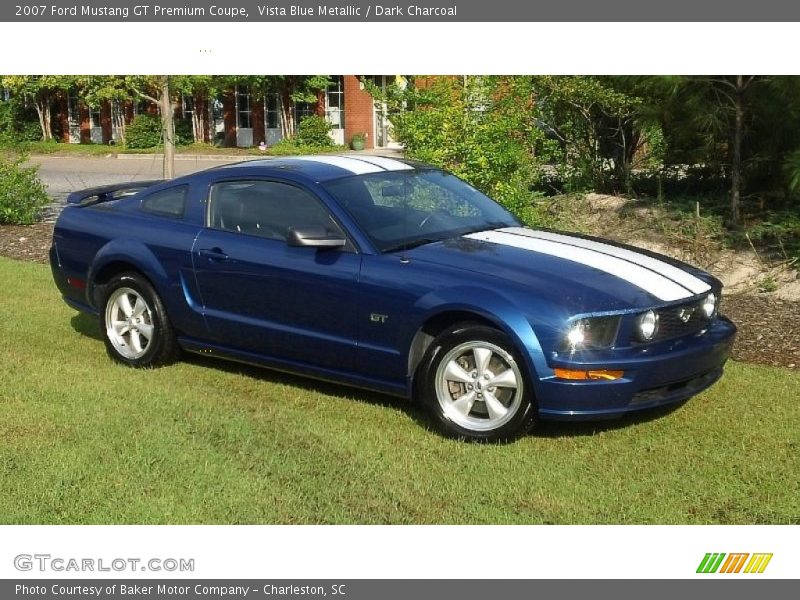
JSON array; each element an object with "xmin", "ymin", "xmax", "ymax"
[
  {"xmin": 434, "ymin": 341, "xmax": 523, "ymax": 432},
  {"xmin": 105, "ymin": 287, "xmax": 155, "ymax": 360}
]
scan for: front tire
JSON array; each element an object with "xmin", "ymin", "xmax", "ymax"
[
  {"xmin": 100, "ymin": 272, "xmax": 179, "ymax": 367},
  {"xmin": 419, "ymin": 324, "xmax": 537, "ymax": 442}
]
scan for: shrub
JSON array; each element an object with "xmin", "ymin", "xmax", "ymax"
[
  {"xmin": 295, "ymin": 115, "xmax": 334, "ymax": 148},
  {"xmin": 268, "ymin": 138, "xmax": 326, "ymax": 156},
  {"xmin": 0, "ymin": 100, "xmax": 41, "ymax": 145},
  {"xmin": 125, "ymin": 114, "xmax": 192, "ymax": 149},
  {"xmin": 125, "ymin": 114, "xmax": 162, "ymax": 148},
  {"xmin": 16, "ymin": 120, "xmax": 43, "ymax": 143},
  {"xmin": 0, "ymin": 154, "xmax": 50, "ymax": 224},
  {"xmin": 174, "ymin": 118, "xmax": 193, "ymax": 146}
]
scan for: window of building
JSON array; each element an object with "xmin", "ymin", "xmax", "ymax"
[
  {"xmin": 325, "ymin": 76, "xmax": 345, "ymax": 129},
  {"xmin": 209, "ymin": 180, "xmax": 341, "ymax": 242},
  {"xmin": 133, "ymin": 99, "xmax": 150, "ymax": 116},
  {"xmin": 236, "ymin": 85, "xmax": 251, "ymax": 129},
  {"xmin": 294, "ymin": 101, "xmax": 315, "ymax": 128},
  {"xmin": 140, "ymin": 186, "xmax": 188, "ymax": 219},
  {"xmin": 68, "ymin": 92, "xmax": 80, "ymax": 127},
  {"xmin": 90, "ymin": 105, "xmax": 102, "ymax": 128},
  {"xmin": 182, "ymin": 95, "xmax": 195, "ymax": 120},
  {"xmin": 265, "ymin": 93, "xmax": 280, "ymax": 129}
]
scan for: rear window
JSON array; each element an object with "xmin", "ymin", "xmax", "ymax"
[{"xmin": 140, "ymin": 186, "xmax": 188, "ymax": 219}]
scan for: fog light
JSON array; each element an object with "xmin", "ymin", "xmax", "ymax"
[
  {"xmin": 637, "ymin": 310, "xmax": 659, "ymax": 341},
  {"xmin": 702, "ymin": 292, "xmax": 717, "ymax": 318}
]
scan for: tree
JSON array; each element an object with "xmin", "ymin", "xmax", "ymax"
[
  {"xmin": 80, "ymin": 75, "xmax": 133, "ymax": 144},
  {"xmin": 84, "ymin": 75, "xmax": 178, "ymax": 178},
  {"xmin": 372, "ymin": 76, "xmax": 556, "ymax": 223},
  {"xmin": 530, "ymin": 76, "xmax": 642, "ymax": 192},
  {"xmin": 0, "ymin": 75, "xmax": 76, "ymax": 141},
  {"xmin": 268, "ymin": 76, "xmax": 331, "ymax": 139},
  {"xmin": 673, "ymin": 76, "xmax": 762, "ymax": 225},
  {"xmin": 172, "ymin": 75, "xmax": 221, "ymax": 144}
]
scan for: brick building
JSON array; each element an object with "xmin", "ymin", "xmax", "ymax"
[{"xmin": 50, "ymin": 75, "xmax": 403, "ymax": 150}]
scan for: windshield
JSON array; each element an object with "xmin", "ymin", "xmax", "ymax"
[{"xmin": 322, "ymin": 169, "xmax": 519, "ymax": 253}]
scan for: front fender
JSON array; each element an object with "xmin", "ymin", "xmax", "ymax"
[{"xmin": 408, "ymin": 285, "xmax": 549, "ymax": 382}]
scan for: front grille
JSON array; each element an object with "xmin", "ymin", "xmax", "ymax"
[{"xmin": 633, "ymin": 298, "xmax": 712, "ymax": 344}]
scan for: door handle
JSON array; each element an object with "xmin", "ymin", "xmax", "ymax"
[{"xmin": 198, "ymin": 248, "xmax": 229, "ymax": 261}]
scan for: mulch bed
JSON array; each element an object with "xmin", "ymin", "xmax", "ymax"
[
  {"xmin": 721, "ymin": 294, "xmax": 800, "ymax": 369},
  {"xmin": 1, "ymin": 222, "xmax": 798, "ymax": 370},
  {"xmin": 0, "ymin": 222, "xmax": 53, "ymax": 264}
]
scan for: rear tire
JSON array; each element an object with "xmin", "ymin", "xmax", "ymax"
[
  {"xmin": 100, "ymin": 272, "xmax": 179, "ymax": 367},
  {"xmin": 419, "ymin": 323, "xmax": 537, "ymax": 442}
]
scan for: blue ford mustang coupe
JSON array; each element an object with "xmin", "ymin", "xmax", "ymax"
[{"xmin": 50, "ymin": 155, "xmax": 736, "ymax": 441}]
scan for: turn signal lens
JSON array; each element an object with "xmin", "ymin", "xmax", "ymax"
[{"xmin": 554, "ymin": 368, "xmax": 624, "ymax": 381}]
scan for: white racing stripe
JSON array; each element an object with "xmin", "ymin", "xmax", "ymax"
[
  {"xmin": 291, "ymin": 155, "xmax": 384, "ymax": 175},
  {"xmin": 504, "ymin": 227, "xmax": 711, "ymax": 295},
  {"xmin": 353, "ymin": 156, "xmax": 414, "ymax": 171},
  {"xmin": 466, "ymin": 230, "xmax": 695, "ymax": 301}
]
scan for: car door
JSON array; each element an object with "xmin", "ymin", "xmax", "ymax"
[{"xmin": 192, "ymin": 178, "xmax": 361, "ymax": 371}]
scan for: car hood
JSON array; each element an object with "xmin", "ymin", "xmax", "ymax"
[{"xmin": 406, "ymin": 227, "xmax": 716, "ymax": 314}]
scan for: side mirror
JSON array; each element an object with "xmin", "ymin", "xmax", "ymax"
[{"xmin": 286, "ymin": 227, "xmax": 347, "ymax": 249}]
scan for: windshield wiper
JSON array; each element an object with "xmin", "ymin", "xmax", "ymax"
[
  {"xmin": 382, "ymin": 238, "xmax": 440, "ymax": 253},
  {"xmin": 458, "ymin": 221, "xmax": 513, "ymax": 236}
]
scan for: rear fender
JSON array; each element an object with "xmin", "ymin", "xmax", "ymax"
[{"xmin": 88, "ymin": 239, "xmax": 169, "ymax": 309}]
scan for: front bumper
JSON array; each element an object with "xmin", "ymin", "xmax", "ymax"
[{"xmin": 535, "ymin": 316, "xmax": 737, "ymax": 419}]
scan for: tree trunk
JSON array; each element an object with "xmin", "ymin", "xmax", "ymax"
[
  {"xmin": 731, "ymin": 75, "xmax": 743, "ymax": 226},
  {"xmin": 192, "ymin": 111, "xmax": 203, "ymax": 144},
  {"xmin": 279, "ymin": 86, "xmax": 294, "ymax": 139},
  {"xmin": 191, "ymin": 91, "xmax": 205, "ymax": 143},
  {"xmin": 112, "ymin": 101, "xmax": 126, "ymax": 145},
  {"xmin": 35, "ymin": 95, "xmax": 53, "ymax": 141},
  {"xmin": 160, "ymin": 78, "xmax": 175, "ymax": 180}
]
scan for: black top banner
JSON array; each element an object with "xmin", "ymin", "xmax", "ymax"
[{"xmin": 3, "ymin": 0, "xmax": 800, "ymax": 22}]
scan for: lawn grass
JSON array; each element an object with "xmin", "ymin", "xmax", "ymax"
[{"xmin": 1, "ymin": 256, "xmax": 798, "ymax": 524}]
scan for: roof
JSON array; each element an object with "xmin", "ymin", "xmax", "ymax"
[{"xmin": 215, "ymin": 154, "xmax": 429, "ymax": 182}]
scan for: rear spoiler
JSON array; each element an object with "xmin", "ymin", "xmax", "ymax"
[{"xmin": 66, "ymin": 180, "xmax": 163, "ymax": 207}]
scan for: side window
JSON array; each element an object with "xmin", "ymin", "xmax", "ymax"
[
  {"xmin": 140, "ymin": 186, "xmax": 187, "ymax": 219},
  {"xmin": 209, "ymin": 180, "xmax": 342, "ymax": 242}
]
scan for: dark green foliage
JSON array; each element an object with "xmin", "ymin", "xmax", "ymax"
[
  {"xmin": 267, "ymin": 138, "xmax": 341, "ymax": 155},
  {"xmin": 124, "ymin": 114, "xmax": 162, "ymax": 148},
  {"xmin": 0, "ymin": 154, "xmax": 50, "ymax": 224},
  {"xmin": 384, "ymin": 76, "xmax": 557, "ymax": 226},
  {"xmin": 0, "ymin": 100, "xmax": 41, "ymax": 144},
  {"xmin": 126, "ymin": 114, "xmax": 191, "ymax": 148},
  {"xmin": 295, "ymin": 115, "xmax": 334, "ymax": 148},
  {"xmin": 174, "ymin": 118, "xmax": 193, "ymax": 146}
]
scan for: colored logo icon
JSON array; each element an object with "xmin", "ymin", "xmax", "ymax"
[{"xmin": 697, "ymin": 553, "xmax": 773, "ymax": 574}]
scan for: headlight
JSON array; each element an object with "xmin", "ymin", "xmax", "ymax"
[
  {"xmin": 701, "ymin": 292, "xmax": 717, "ymax": 318},
  {"xmin": 637, "ymin": 310, "xmax": 659, "ymax": 341},
  {"xmin": 562, "ymin": 316, "xmax": 620, "ymax": 350}
]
